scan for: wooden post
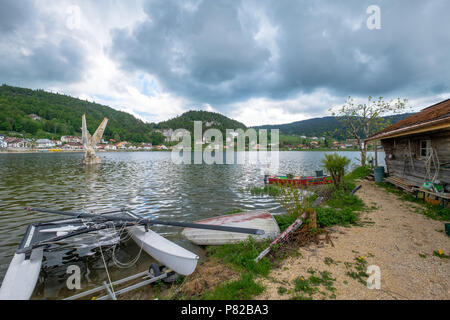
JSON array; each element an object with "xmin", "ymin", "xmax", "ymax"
[{"xmin": 374, "ymin": 141, "xmax": 378, "ymax": 167}]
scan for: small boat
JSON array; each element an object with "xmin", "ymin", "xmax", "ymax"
[
  {"xmin": 0, "ymin": 246, "xmax": 43, "ymax": 300},
  {"xmin": 0, "ymin": 219, "xmax": 83, "ymax": 300},
  {"xmin": 266, "ymin": 174, "xmax": 333, "ymax": 186},
  {"xmin": 0, "ymin": 207, "xmax": 263, "ymax": 300},
  {"xmin": 182, "ymin": 210, "xmax": 280, "ymax": 245},
  {"xmin": 124, "ymin": 211, "xmax": 199, "ymax": 276}
]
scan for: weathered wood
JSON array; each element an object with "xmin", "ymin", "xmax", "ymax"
[{"xmin": 381, "ymin": 130, "xmax": 450, "ymax": 185}]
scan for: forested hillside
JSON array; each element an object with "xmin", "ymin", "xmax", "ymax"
[
  {"xmin": 254, "ymin": 114, "xmax": 414, "ymax": 139},
  {"xmin": 0, "ymin": 85, "xmax": 158, "ymax": 142},
  {"xmin": 0, "ymin": 84, "xmax": 414, "ymax": 144},
  {"xmin": 157, "ymin": 110, "xmax": 247, "ymax": 134}
]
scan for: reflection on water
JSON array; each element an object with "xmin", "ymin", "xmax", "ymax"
[{"xmin": 0, "ymin": 151, "xmax": 384, "ymax": 299}]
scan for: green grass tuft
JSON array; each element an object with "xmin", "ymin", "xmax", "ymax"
[
  {"xmin": 206, "ymin": 238, "xmax": 272, "ymax": 276},
  {"xmin": 273, "ymin": 214, "xmax": 298, "ymax": 232},
  {"xmin": 202, "ymin": 273, "xmax": 265, "ymax": 300},
  {"xmin": 248, "ymin": 184, "xmax": 282, "ymax": 197},
  {"xmin": 345, "ymin": 165, "xmax": 372, "ymax": 181}
]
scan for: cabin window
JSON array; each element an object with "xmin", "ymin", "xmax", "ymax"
[{"xmin": 420, "ymin": 140, "xmax": 431, "ymax": 158}]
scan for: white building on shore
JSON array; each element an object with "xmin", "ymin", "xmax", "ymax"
[
  {"xmin": 61, "ymin": 136, "xmax": 82, "ymax": 143},
  {"xmin": 36, "ymin": 139, "xmax": 56, "ymax": 149}
]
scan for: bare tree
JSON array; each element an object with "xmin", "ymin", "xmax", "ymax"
[{"xmin": 331, "ymin": 96, "xmax": 408, "ymax": 166}]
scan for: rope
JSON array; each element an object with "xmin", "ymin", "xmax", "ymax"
[
  {"xmin": 423, "ymin": 145, "xmax": 441, "ymax": 184},
  {"xmin": 110, "ymin": 222, "xmax": 145, "ymax": 269},
  {"xmin": 98, "ymin": 243, "xmax": 116, "ymax": 299}
]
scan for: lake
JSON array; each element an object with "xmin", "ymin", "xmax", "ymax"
[{"xmin": 0, "ymin": 151, "xmax": 384, "ymax": 299}]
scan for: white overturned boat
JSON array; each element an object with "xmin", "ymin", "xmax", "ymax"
[
  {"xmin": 182, "ymin": 210, "xmax": 280, "ymax": 245},
  {"xmin": 0, "ymin": 207, "xmax": 263, "ymax": 300}
]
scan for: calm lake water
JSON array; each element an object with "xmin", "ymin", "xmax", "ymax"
[{"xmin": 0, "ymin": 151, "xmax": 384, "ymax": 299}]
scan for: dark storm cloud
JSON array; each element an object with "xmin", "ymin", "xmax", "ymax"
[
  {"xmin": 109, "ymin": 0, "xmax": 272, "ymax": 105},
  {"xmin": 0, "ymin": 0, "xmax": 35, "ymax": 32},
  {"xmin": 269, "ymin": 0, "xmax": 450, "ymax": 97},
  {"xmin": 0, "ymin": 0, "xmax": 87, "ymax": 86},
  {"xmin": 109, "ymin": 0, "xmax": 450, "ymax": 111}
]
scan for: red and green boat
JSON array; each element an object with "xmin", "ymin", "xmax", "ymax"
[{"xmin": 265, "ymin": 174, "xmax": 332, "ymax": 186}]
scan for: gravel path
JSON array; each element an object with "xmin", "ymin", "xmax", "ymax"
[{"xmin": 256, "ymin": 180, "xmax": 450, "ymax": 300}]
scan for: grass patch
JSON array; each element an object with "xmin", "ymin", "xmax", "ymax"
[
  {"xmin": 324, "ymin": 257, "xmax": 339, "ymax": 266},
  {"xmin": 344, "ymin": 256, "xmax": 369, "ymax": 285},
  {"xmin": 277, "ymin": 286, "xmax": 288, "ymax": 295},
  {"xmin": 433, "ymin": 249, "xmax": 449, "ymax": 259},
  {"xmin": 273, "ymin": 214, "xmax": 298, "ymax": 232},
  {"xmin": 315, "ymin": 188, "xmax": 364, "ymax": 227},
  {"xmin": 376, "ymin": 182, "xmax": 450, "ymax": 221},
  {"xmin": 345, "ymin": 165, "xmax": 372, "ymax": 181},
  {"xmin": 206, "ymin": 238, "xmax": 272, "ymax": 276},
  {"xmin": 248, "ymin": 184, "xmax": 282, "ymax": 197},
  {"xmin": 202, "ymin": 273, "xmax": 264, "ymax": 300},
  {"xmin": 293, "ymin": 269, "xmax": 336, "ymax": 299},
  {"xmin": 316, "ymin": 207, "xmax": 358, "ymax": 227}
]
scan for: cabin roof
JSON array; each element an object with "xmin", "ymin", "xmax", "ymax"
[{"xmin": 366, "ymin": 99, "xmax": 450, "ymax": 141}]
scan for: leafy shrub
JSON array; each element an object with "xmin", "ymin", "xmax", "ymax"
[
  {"xmin": 316, "ymin": 207, "xmax": 358, "ymax": 227},
  {"xmin": 321, "ymin": 153, "xmax": 351, "ymax": 187}
]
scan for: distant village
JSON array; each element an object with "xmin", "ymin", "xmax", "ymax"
[
  {"xmin": 0, "ymin": 114, "xmax": 366, "ymax": 152},
  {"xmin": 0, "ymin": 133, "xmax": 367, "ymax": 152},
  {"xmin": 280, "ymin": 136, "xmax": 362, "ymax": 151},
  {"xmin": 0, "ymin": 134, "xmax": 170, "ymax": 152}
]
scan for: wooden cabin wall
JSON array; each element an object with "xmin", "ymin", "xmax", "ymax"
[{"xmin": 381, "ymin": 130, "xmax": 450, "ymax": 186}]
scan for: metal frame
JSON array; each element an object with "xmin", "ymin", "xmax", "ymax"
[{"xmin": 64, "ymin": 268, "xmax": 171, "ymax": 300}]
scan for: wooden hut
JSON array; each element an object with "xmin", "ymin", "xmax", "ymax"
[{"xmin": 366, "ymin": 99, "xmax": 450, "ymax": 196}]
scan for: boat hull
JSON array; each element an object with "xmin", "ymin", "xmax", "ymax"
[
  {"xmin": 268, "ymin": 175, "xmax": 332, "ymax": 186},
  {"xmin": 182, "ymin": 210, "xmax": 280, "ymax": 245},
  {"xmin": 0, "ymin": 248, "xmax": 44, "ymax": 300},
  {"xmin": 127, "ymin": 226, "xmax": 199, "ymax": 276}
]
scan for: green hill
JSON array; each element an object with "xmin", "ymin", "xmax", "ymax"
[
  {"xmin": 0, "ymin": 84, "xmax": 414, "ymax": 145},
  {"xmin": 157, "ymin": 110, "xmax": 247, "ymax": 134},
  {"xmin": 253, "ymin": 114, "xmax": 414, "ymax": 140},
  {"xmin": 0, "ymin": 85, "xmax": 246, "ymax": 144},
  {"xmin": 0, "ymin": 84, "xmax": 158, "ymax": 143}
]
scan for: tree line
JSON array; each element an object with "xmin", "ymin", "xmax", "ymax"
[{"xmin": 0, "ymin": 85, "xmax": 165, "ymax": 144}]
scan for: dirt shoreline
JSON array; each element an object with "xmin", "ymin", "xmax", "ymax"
[{"xmin": 256, "ymin": 180, "xmax": 449, "ymax": 300}]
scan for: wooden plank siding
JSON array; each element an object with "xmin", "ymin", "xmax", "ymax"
[{"xmin": 381, "ymin": 129, "xmax": 450, "ymax": 186}]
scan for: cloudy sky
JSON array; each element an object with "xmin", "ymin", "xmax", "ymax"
[{"xmin": 1, "ymin": 0, "xmax": 449, "ymax": 126}]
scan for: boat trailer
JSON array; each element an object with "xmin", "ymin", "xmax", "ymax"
[{"xmin": 65, "ymin": 263, "xmax": 175, "ymax": 300}]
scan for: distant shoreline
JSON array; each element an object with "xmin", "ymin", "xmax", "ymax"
[{"xmin": 0, "ymin": 148, "xmax": 382, "ymax": 154}]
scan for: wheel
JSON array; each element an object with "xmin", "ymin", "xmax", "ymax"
[{"xmin": 148, "ymin": 263, "xmax": 162, "ymax": 277}]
